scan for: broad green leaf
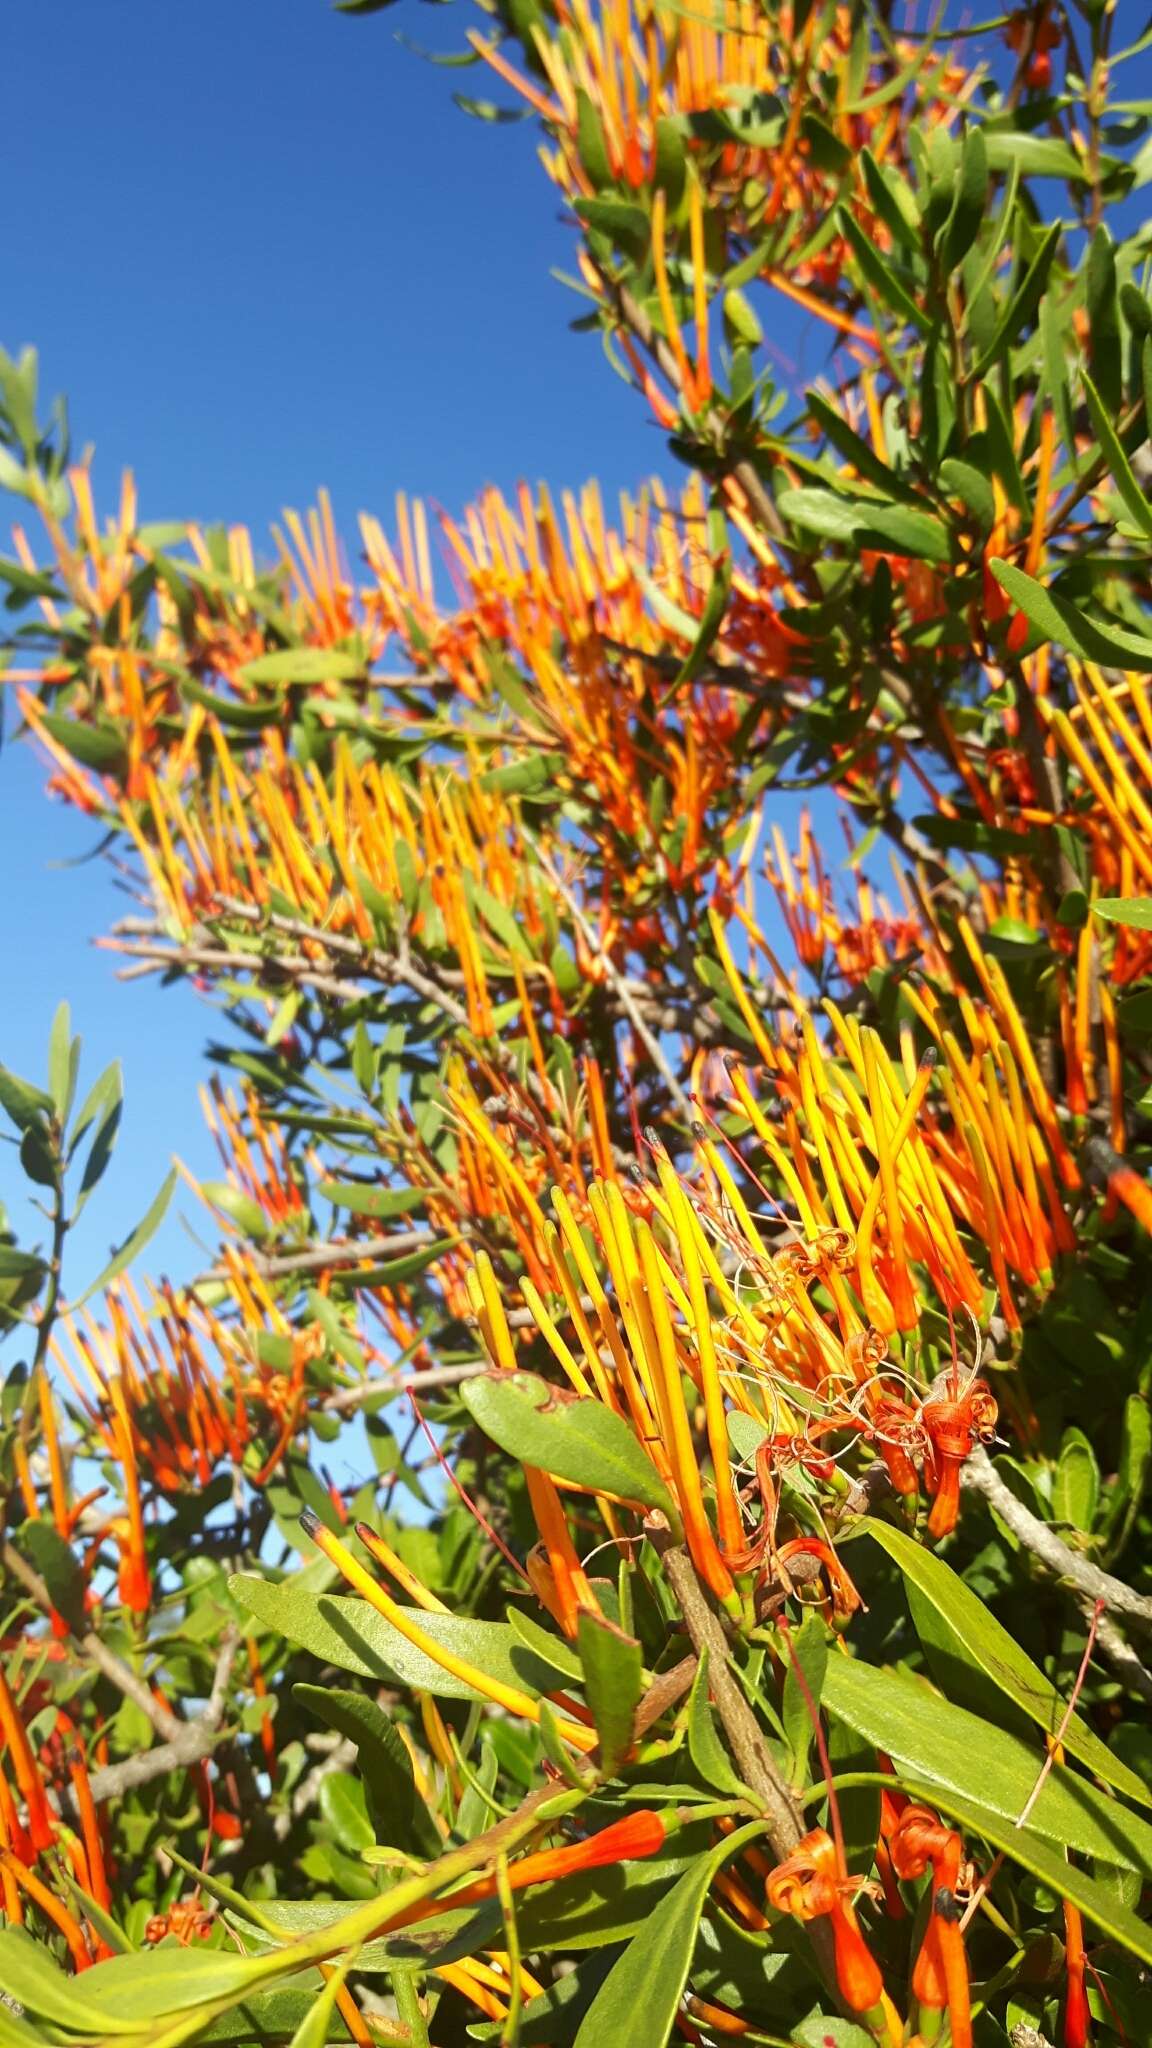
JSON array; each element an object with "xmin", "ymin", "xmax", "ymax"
[
  {"xmin": 18, "ymin": 1517, "xmax": 86, "ymax": 1632},
  {"xmin": 461, "ymin": 1372, "xmax": 675, "ymax": 1516},
  {"xmin": 74, "ymin": 1947, "xmax": 271, "ymax": 2022},
  {"xmin": 1086, "ymin": 225, "xmax": 1122, "ymax": 416},
  {"xmin": 577, "ymin": 1610, "xmax": 642, "ymax": 1776},
  {"xmin": 778, "ymin": 487, "xmax": 951, "ymax": 561},
  {"xmin": 319, "ymin": 1770, "xmax": 374, "ymax": 1854},
  {"xmin": 1094, "ymin": 897, "xmax": 1152, "ymax": 929},
  {"xmin": 0, "ymin": 1062, "xmax": 53, "ymax": 1134},
  {"xmin": 75, "ymin": 1063, "xmax": 124, "ymax": 1205},
  {"xmin": 294, "ymin": 1684, "xmax": 441, "ymax": 1854},
  {"xmin": 575, "ymin": 87, "xmax": 612, "ymax": 189},
  {"xmin": 848, "ymin": 1521, "xmax": 1150, "ymax": 1809},
  {"xmin": 229, "ymin": 1896, "xmax": 505, "ymax": 1973},
  {"xmin": 239, "ymin": 647, "xmax": 365, "ymax": 685},
  {"xmin": 67, "ymin": 1166, "xmax": 177, "ymax": 1309},
  {"xmin": 939, "ymin": 124, "xmax": 987, "ymax": 271},
  {"xmin": 1081, "ymin": 369, "xmax": 1152, "ymax": 539},
  {"xmin": 822, "ymin": 1655, "xmax": 1152, "ymax": 1870},
  {"xmin": 983, "ymin": 132, "xmax": 1091, "ymax": 181},
  {"xmin": 231, "ymin": 1575, "xmax": 560, "ymax": 1702},
  {"xmin": 199, "ymin": 1991, "xmax": 352, "ymax": 2045},
  {"xmin": 0, "ymin": 1927, "xmax": 152, "ymax": 2030},
  {"xmin": 1100, "ymin": 1390, "xmax": 1152, "ymax": 1563},
  {"xmin": 792, "ymin": 2024, "xmax": 874, "ymax": 2048},
  {"xmin": 316, "ymin": 1182, "xmax": 426, "ymax": 1219},
  {"xmin": 199, "ymin": 1179, "xmax": 273, "ymax": 1240},
  {"xmin": 572, "ymin": 1822, "xmax": 766, "ymax": 2046},
  {"xmin": 989, "ymin": 559, "xmax": 1152, "ymax": 671}
]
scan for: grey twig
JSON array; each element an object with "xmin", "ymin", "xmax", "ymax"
[
  {"xmin": 193, "ymin": 1230, "xmax": 438, "ymax": 1288},
  {"xmin": 962, "ymin": 1448, "xmax": 1152, "ymax": 1629},
  {"xmin": 323, "ymin": 1361, "xmax": 488, "ymax": 1414},
  {"xmin": 84, "ymin": 1630, "xmax": 240, "ymax": 1805},
  {"xmin": 2, "ymin": 1538, "xmax": 183, "ymax": 1743}
]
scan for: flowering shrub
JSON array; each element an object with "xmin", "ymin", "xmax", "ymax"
[{"xmin": 2, "ymin": 2, "xmax": 1152, "ymax": 2043}]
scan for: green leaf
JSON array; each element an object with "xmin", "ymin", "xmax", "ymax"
[
  {"xmin": 1086, "ymin": 225, "xmax": 1122, "ymax": 416},
  {"xmin": 239, "ymin": 647, "xmax": 365, "ymax": 685},
  {"xmin": 821, "ymin": 1655, "xmax": 1152, "ymax": 1870},
  {"xmin": 316, "ymin": 1182, "xmax": 426, "ymax": 1219},
  {"xmin": 0, "ymin": 1927, "xmax": 152, "ymax": 2030},
  {"xmin": 939, "ymin": 124, "xmax": 988, "ymax": 271},
  {"xmin": 198, "ymin": 1179, "xmax": 273, "ymax": 1240},
  {"xmin": 294, "ymin": 1684, "xmax": 441, "ymax": 1854},
  {"xmin": 575, "ymin": 88, "xmax": 613, "ymax": 189},
  {"xmin": 836, "ymin": 205, "xmax": 930, "ymax": 336},
  {"xmin": 67, "ymin": 1166, "xmax": 177, "ymax": 1309},
  {"xmin": 781, "ymin": 1613, "xmax": 828, "ymax": 1788},
  {"xmin": 0, "ymin": 1062, "xmax": 53, "ymax": 1134},
  {"xmin": 778, "ymin": 487, "xmax": 951, "ymax": 561},
  {"xmin": 989, "ymin": 559, "xmax": 1152, "ymax": 671},
  {"xmin": 973, "ymin": 222, "xmax": 1061, "ymax": 375},
  {"xmin": 1081, "ymin": 369, "xmax": 1152, "ymax": 539},
  {"xmin": 231, "ymin": 1575, "xmax": 560, "ymax": 1702},
  {"xmin": 685, "ymin": 1647, "xmax": 746, "ymax": 1796},
  {"xmin": 1099, "ymin": 1390, "xmax": 1151, "ymax": 1563},
  {"xmin": 70, "ymin": 1947, "xmax": 271, "ymax": 2022},
  {"xmin": 36, "ymin": 710, "xmax": 127, "ymax": 773},
  {"xmin": 319, "ymin": 1769, "xmax": 374, "ymax": 1854},
  {"xmin": 47, "ymin": 1001, "xmax": 76, "ymax": 1122},
  {"xmin": 18, "ymin": 1517, "xmax": 86, "ymax": 1633},
  {"xmin": 905, "ymin": 1779, "xmax": 1152, "ymax": 1973},
  {"xmin": 461, "ymin": 1372, "xmax": 675, "ymax": 1516},
  {"xmin": 939, "ymin": 457, "xmax": 995, "ymax": 530},
  {"xmin": 1053, "ymin": 1427, "xmax": 1100, "ymax": 1532},
  {"xmin": 577, "ymin": 1610, "xmax": 642, "ymax": 1776},
  {"xmin": 283, "ymin": 1952, "xmax": 356, "ymax": 2048},
  {"xmin": 572, "ymin": 1822, "xmax": 766, "ymax": 2046},
  {"xmin": 849, "ymin": 1520, "xmax": 1150, "ymax": 1809},
  {"xmin": 1094, "ymin": 897, "xmax": 1152, "ymax": 929},
  {"xmin": 73, "ymin": 1059, "xmax": 124, "ymax": 1204},
  {"xmin": 983, "ymin": 132, "xmax": 1091, "ymax": 181}
]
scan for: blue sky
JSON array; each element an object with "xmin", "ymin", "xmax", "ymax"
[
  {"xmin": 5, "ymin": 0, "xmax": 688, "ymax": 1286},
  {"xmin": 5, "ymin": 1, "xmax": 1148, "ymax": 1293}
]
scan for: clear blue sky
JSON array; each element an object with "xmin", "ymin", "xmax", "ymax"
[{"xmin": 4, "ymin": 0, "xmax": 686, "ymax": 1286}]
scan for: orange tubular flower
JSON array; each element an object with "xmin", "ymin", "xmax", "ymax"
[
  {"xmin": 0, "ymin": 1669, "xmax": 55, "ymax": 1854},
  {"xmin": 389, "ymin": 1809, "xmax": 669, "ymax": 1932},
  {"xmin": 1062, "ymin": 1898, "xmax": 1092, "ymax": 2048},
  {"xmin": 921, "ymin": 1376, "xmax": 999, "ymax": 1540},
  {"xmin": 766, "ymin": 1829, "xmax": 897, "ymax": 2040},
  {"xmin": 889, "ymin": 1805, "xmax": 973, "ymax": 2048}
]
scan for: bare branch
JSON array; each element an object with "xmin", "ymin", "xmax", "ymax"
[
  {"xmin": 2, "ymin": 1538, "xmax": 183, "ymax": 1743},
  {"xmin": 962, "ymin": 1449, "xmax": 1152, "ymax": 1629},
  {"xmin": 84, "ymin": 1631, "xmax": 241, "ymax": 1806}
]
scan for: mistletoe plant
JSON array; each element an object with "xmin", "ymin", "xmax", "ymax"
[{"xmin": 2, "ymin": 2, "xmax": 1152, "ymax": 2044}]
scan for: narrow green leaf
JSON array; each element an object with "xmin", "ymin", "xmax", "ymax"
[
  {"xmin": 67, "ymin": 1167, "xmax": 177, "ymax": 1309},
  {"xmin": 317, "ymin": 1182, "xmax": 427, "ymax": 1219},
  {"xmin": 781, "ymin": 1613, "xmax": 828, "ymax": 1788},
  {"xmin": 572, "ymin": 1823, "xmax": 766, "ymax": 2047},
  {"xmin": 973, "ymin": 222, "xmax": 1061, "ymax": 375},
  {"xmin": 239, "ymin": 647, "xmax": 365, "ymax": 685},
  {"xmin": 850, "ymin": 1520, "xmax": 1150, "ymax": 1808},
  {"xmin": 685, "ymin": 1647, "xmax": 746, "ymax": 1796},
  {"xmin": 1094, "ymin": 898, "xmax": 1152, "ymax": 930},
  {"xmin": 294, "ymin": 1684, "xmax": 441, "ymax": 1854},
  {"xmin": 577, "ymin": 1610, "xmax": 642, "ymax": 1776},
  {"xmin": 989, "ymin": 559, "xmax": 1152, "ymax": 671},
  {"xmin": 1081, "ymin": 369, "xmax": 1152, "ymax": 539},
  {"xmin": 231, "ymin": 1575, "xmax": 559, "ymax": 1702},
  {"xmin": 836, "ymin": 205, "xmax": 930, "ymax": 336},
  {"xmin": 47, "ymin": 1001, "xmax": 76, "ymax": 1122},
  {"xmin": 461, "ymin": 1371, "xmax": 675, "ymax": 1516},
  {"xmin": 822, "ymin": 1655, "xmax": 1152, "ymax": 1870}
]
